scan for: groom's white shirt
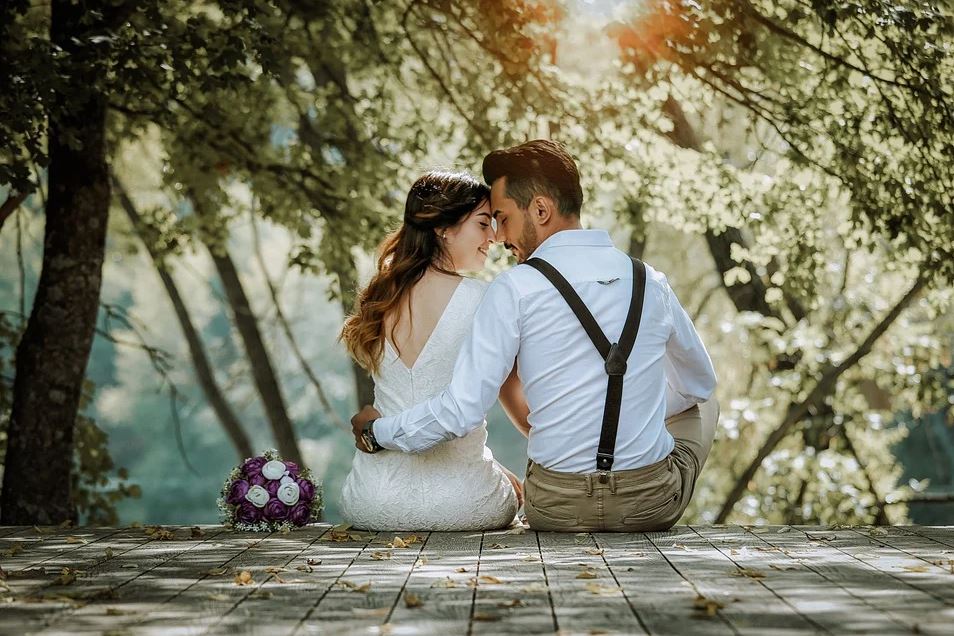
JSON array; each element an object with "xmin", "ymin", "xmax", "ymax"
[{"xmin": 373, "ymin": 229, "xmax": 717, "ymax": 473}]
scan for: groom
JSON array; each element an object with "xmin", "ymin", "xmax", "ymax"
[{"xmin": 351, "ymin": 139, "xmax": 718, "ymax": 531}]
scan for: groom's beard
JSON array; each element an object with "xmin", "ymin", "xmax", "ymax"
[{"xmin": 512, "ymin": 214, "xmax": 539, "ymax": 264}]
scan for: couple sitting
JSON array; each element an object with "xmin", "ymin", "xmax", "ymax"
[{"xmin": 339, "ymin": 140, "xmax": 719, "ymax": 532}]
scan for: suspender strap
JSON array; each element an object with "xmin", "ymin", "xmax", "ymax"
[{"xmin": 525, "ymin": 257, "xmax": 646, "ymax": 472}]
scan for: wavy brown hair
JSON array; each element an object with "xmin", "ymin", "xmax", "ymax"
[{"xmin": 340, "ymin": 171, "xmax": 490, "ymax": 373}]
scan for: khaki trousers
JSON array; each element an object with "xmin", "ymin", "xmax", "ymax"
[{"xmin": 524, "ymin": 399, "xmax": 719, "ymax": 532}]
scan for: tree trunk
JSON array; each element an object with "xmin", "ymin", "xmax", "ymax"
[
  {"xmin": 1, "ymin": 1, "xmax": 110, "ymax": 525},
  {"xmin": 205, "ymin": 238, "xmax": 303, "ymax": 466},
  {"xmin": 332, "ymin": 259, "xmax": 376, "ymax": 408},
  {"xmin": 114, "ymin": 179, "xmax": 255, "ymax": 461}
]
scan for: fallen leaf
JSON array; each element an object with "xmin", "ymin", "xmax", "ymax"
[
  {"xmin": 902, "ymin": 565, "xmax": 930, "ymax": 573},
  {"xmin": 776, "ymin": 527, "xmax": 791, "ymax": 533},
  {"xmin": 576, "ymin": 570, "xmax": 598, "ymax": 579},
  {"xmin": 521, "ymin": 555, "xmax": 540, "ymax": 562},
  {"xmin": 479, "ymin": 575, "xmax": 503, "ymax": 584},
  {"xmin": 103, "ymin": 547, "xmax": 114, "ymax": 559},
  {"xmin": 371, "ymin": 551, "xmax": 392, "ymax": 560},
  {"xmin": 404, "ymin": 591, "xmax": 423, "ymax": 608},
  {"xmin": 296, "ymin": 565, "xmax": 314, "ymax": 573},
  {"xmin": 520, "ymin": 583, "xmax": 547, "ymax": 593},
  {"xmin": 472, "ymin": 612, "xmax": 501, "ymax": 622},
  {"xmin": 120, "ymin": 564, "xmax": 138, "ymax": 569},
  {"xmin": 204, "ymin": 567, "xmax": 230, "ymax": 576},
  {"xmin": 498, "ymin": 598, "xmax": 525, "ymax": 608},
  {"xmin": 732, "ymin": 567, "xmax": 766, "ymax": 579},
  {"xmin": 65, "ymin": 536, "xmax": 87, "ymax": 545},
  {"xmin": 806, "ymin": 534, "xmax": 836, "ymax": 542},
  {"xmin": 2, "ymin": 544, "xmax": 23, "ymax": 557},
  {"xmin": 672, "ymin": 543, "xmax": 691, "ymax": 551},
  {"xmin": 390, "ymin": 536, "xmax": 408, "ymax": 549},
  {"xmin": 416, "ymin": 556, "xmax": 429, "ymax": 567},
  {"xmin": 234, "ymin": 570, "xmax": 254, "ymax": 585},
  {"xmin": 574, "ymin": 533, "xmax": 590, "ymax": 544},
  {"xmin": 191, "ymin": 526, "xmax": 206, "ymax": 539},
  {"xmin": 54, "ymin": 567, "xmax": 79, "ymax": 586},
  {"xmin": 769, "ymin": 564, "xmax": 798, "ymax": 571},
  {"xmin": 430, "ymin": 577, "xmax": 458, "ymax": 588},
  {"xmin": 455, "ymin": 567, "xmax": 468, "ymax": 573},
  {"xmin": 487, "ymin": 543, "xmax": 508, "ymax": 549},
  {"xmin": 584, "ymin": 582, "xmax": 618, "ymax": 596},
  {"xmin": 504, "ymin": 526, "xmax": 527, "ymax": 535},
  {"xmin": 693, "ymin": 594, "xmax": 724, "ymax": 616},
  {"xmin": 339, "ymin": 579, "xmax": 372, "ymax": 593},
  {"xmin": 306, "ymin": 558, "xmax": 322, "ymax": 565},
  {"xmin": 584, "ymin": 548, "xmax": 604, "ymax": 556},
  {"xmin": 351, "ymin": 607, "xmax": 389, "ymax": 617},
  {"xmin": 59, "ymin": 519, "xmax": 73, "ymax": 529}
]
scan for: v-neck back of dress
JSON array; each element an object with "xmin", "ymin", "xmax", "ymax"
[{"xmin": 383, "ymin": 278, "xmax": 465, "ymax": 374}]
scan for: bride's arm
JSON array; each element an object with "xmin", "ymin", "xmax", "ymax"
[{"xmin": 498, "ymin": 363, "xmax": 531, "ymax": 438}]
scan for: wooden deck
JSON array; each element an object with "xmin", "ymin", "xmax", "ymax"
[{"xmin": 1, "ymin": 524, "xmax": 953, "ymax": 635}]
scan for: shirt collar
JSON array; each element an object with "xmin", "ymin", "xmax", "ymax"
[{"xmin": 530, "ymin": 229, "xmax": 613, "ymax": 257}]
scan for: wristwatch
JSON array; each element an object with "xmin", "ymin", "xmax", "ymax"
[{"xmin": 361, "ymin": 419, "xmax": 384, "ymax": 453}]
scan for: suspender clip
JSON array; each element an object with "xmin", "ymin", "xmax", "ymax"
[{"xmin": 604, "ymin": 342, "xmax": 628, "ymax": 376}]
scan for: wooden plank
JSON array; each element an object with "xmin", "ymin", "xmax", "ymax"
[
  {"xmin": 789, "ymin": 525, "xmax": 954, "ymax": 607},
  {"xmin": 24, "ymin": 526, "xmax": 229, "ymax": 634},
  {"xmin": 293, "ymin": 530, "xmax": 421, "ymax": 634},
  {"xmin": 750, "ymin": 525, "xmax": 954, "ymax": 635},
  {"xmin": 537, "ymin": 531, "xmax": 646, "ymax": 634},
  {"xmin": 470, "ymin": 527, "xmax": 556, "ymax": 633},
  {"xmin": 695, "ymin": 525, "xmax": 902, "ymax": 634},
  {"xmin": 908, "ymin": 525, "xmax": 954, "ymax": 550},
  {"xmin": 649, "ymin": 526, "xmax": 818, "ymax": 635},
  {"xmin": 46, "ymin": 526, "xmax": 281, "ymax": 635},
  {"xmin": 596, "ymin": 530, "xmax": 733, "ymax": 636},
  {"xmin": 0, "ymin": 525, "xmax": 124, "ymax": 569},
  {"xmin": 386, "ymin": 530, "xmax": 481, "ymax": 633}
]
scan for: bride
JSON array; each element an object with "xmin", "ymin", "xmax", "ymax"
[{"xmin": 338, "ymin": 170, "xmax": 525, "ymax": 531}]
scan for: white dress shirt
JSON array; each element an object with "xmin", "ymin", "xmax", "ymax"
[{"xmin": 373, "ymin": 229, "xmax": 717, "ymax": 473}]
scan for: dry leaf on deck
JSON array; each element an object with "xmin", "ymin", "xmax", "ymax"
[
  {"xmin": 104, "ymin": 547, "xmax": 114, "ymax": 559},
  {"xmin": 769, "ymin": 564, "xmax": 798, "ymax": 571},
  {"xmin": 584, "ymin": 548, "xmax": 604, "ymax": 556},
  {"xmin": 575, "ymin": 570, "xmax": 598, "ymax": 579},
  {"xmin": 306, "ymin": 558, "xmax": 322, "ymax": 565},
  {"xmin": 504, "ymin": 526, "xmax": 527, "ymax": 535},
  {"xmin": 204, "ymin": 567, "xmax": 230, "ymax": 576},
  {"xmin": 693, "ymin": 594, "xmax": 724, "ymax": 616},
  {"xmin": 404, "ymin": 591, "xmax": 423, "ymax": 608},
  {"xmin": 521, "ymin": 555, "xmax": 540, "ymax": 562},
  {"xmin": 487, "ymin": 543, "xmax": 508, "ymax": 549},
  {"xmin": 296, "ymin": 565, "xmax": 314, "ymax": 573},
  {"xmin": 53, "ymin": 567, "xmax": 78, "ymax": 586},
  {"xmin": 234, "ymin": 570, "xmax": 254, "ymax": 585},
  {"xmin": 479, "ymin": 575, "xmax": 503, "ymax": 584},
  {"xmin": 389, "ymin": 536, "xmax": 408, "ymax": 548},
  {"xmin": 455, "ymin": 567, "xmax": 468, "ymax": 573},
  {"xmin": 902, "ymin": 565, "xmax": 930, "ymax": 573},
  {"xmin": 472, "ymin": 612, "xmax": 501, "ymax": 622},
  {"xmin": 370, "ymin": 551, "xmax": 392, "ymax": 560},
  {"xmin": 520, "ymin": 583, "xmax": 547, "ymax": 593},
  {"xmin": 65, "ymin": 536, "xmax": 87, "ymax": 545},
  {"xmin": 584, "ymin": 582, "xmax": 618, "ymax": 596},
  {"xmin": 498, "ymin": 598, "xmax": 525, "ymax": 608},
  {"xmin": 430, "ymin": 577, "xmax": 458, "ymax": 588},
  {"xmin": 672, "ymin": 543, "xmax": 691, "ymax": 551},
  {"xmin": 733, "ymin": 567, "xmax": 766, "ymax": 579},
  {"xmin": 339, "ymin": 579, "xmax": 372, "ymax": 593},
  {"xmin": 191, "ymin": 526, "xmax": 205, "ymax": 539}
]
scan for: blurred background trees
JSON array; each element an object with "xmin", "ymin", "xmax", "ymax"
[{"xmin": 1, "ymin": 0, "xmax": 951, "ymax": 526}]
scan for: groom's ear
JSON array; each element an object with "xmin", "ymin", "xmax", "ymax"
[{"xmin": 530, "ymin": 195, "xmax": 556, "ymax": 226}]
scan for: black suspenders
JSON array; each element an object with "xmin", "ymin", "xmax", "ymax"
[{"xmin": 524, "ymin": 257, "xmax": 647, "ymax": 476}]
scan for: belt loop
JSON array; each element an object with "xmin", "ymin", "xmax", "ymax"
[
  {"xmin": 585, "ymin": 473, "xmax": 593, "ymax": 497},
  {"xmin": 609, "ymin": 472, "xmax": 617, "ymax": 494}
]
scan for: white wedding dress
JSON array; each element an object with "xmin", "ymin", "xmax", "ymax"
[{"xmin": 340, "ymin": 277, "xmax": 518, "ymax": 531}]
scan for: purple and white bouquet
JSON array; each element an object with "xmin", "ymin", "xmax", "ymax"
[{"xmin": 218, "ymin": 449, "xmax": 322, "ymax": 531}]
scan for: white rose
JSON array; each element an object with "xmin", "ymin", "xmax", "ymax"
[
  {"xmin": 245, "ymin": 485, "xmax": 270, "ymax": 508},
  {"xmin": 262, "ymin": 460, "xmax": 288, "ymax": 480},
  {"xmin": 280, "ymin": 475, "xmax": 295, "ymax": 485},
  {"xmin": 277, "ymin": 481, "xmax": 301, "ymax": 506}
]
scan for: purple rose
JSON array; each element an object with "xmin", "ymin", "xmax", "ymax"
[
  {"xmin": 226, "ymin": 479, "xmax": 250, "ymax": 505},
  {"xmin": 264, "ymin": 499, "xmax": 288, "ymax": 521},
  {"xmin": 288, "ymin": 502, "xmax": 311, "ymax": 526},
  {"xmin": 236, "ymin": 501, "xmax": 262, "ymax": 524},
  {"xmin": 296, "ymin": 477, "xmax": 315, "ymax": 502},
  {"xmin": 249, "ymin": 473, "xmax": 266, "ymax": 487},
  {"xmin": 284, "ymin": 461, "xmax": 300, "ymax": 476},
  {"xmin": 265, "ymin": 480, "xmax": 280, "ymax": 497},
  {"xmin": 242, "ymin": 456, "xmax": 267, "ymax": 479}
]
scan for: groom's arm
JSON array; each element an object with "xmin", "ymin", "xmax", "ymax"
[
  {"xmin": 662, "ymin": 277, "xmax": 717, "ymax": 418},
  {"xmin": 370, "ymin": 276, "xmax": 522, "ymax": 453}
]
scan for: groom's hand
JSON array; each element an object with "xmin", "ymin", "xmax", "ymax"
[{"xmin": 351, "ymin": 405, "xmax": 382, "ymax": 453}]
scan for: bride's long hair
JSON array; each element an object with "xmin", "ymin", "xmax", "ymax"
[{"xmin": 340, "ymin": 171, "xmax": 490, "ymax": 373}]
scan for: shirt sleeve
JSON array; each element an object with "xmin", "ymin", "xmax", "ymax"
[
  {"xmin": 372, "ymin": 276, "xmax": 522, "ymax": 453},
  {"xmin": 662, "ymin": 277, "xmax": 717, "ymax": 418}
]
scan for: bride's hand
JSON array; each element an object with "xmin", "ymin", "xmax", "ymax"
[{"xmin": 500, "ymin": 465, "xmax": 524, "ymax": 507}]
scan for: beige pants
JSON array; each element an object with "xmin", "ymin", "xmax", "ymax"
[{"xmin": 524, "ymin": 399, "xmax": 720, "ymax": 532}]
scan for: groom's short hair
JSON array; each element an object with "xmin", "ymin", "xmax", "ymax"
[{"xmin": 482, "ymin": 139, "xmax": 583, "ymax": 217}]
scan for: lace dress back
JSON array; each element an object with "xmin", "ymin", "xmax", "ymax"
[{"xmin": 339, "ymin": 277, "xmax": 518, "ymax": 531}]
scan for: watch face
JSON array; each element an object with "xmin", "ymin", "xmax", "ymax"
[{"xmin": 361, "ymin": 433, "xmax": 376, "ymax": 452}]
